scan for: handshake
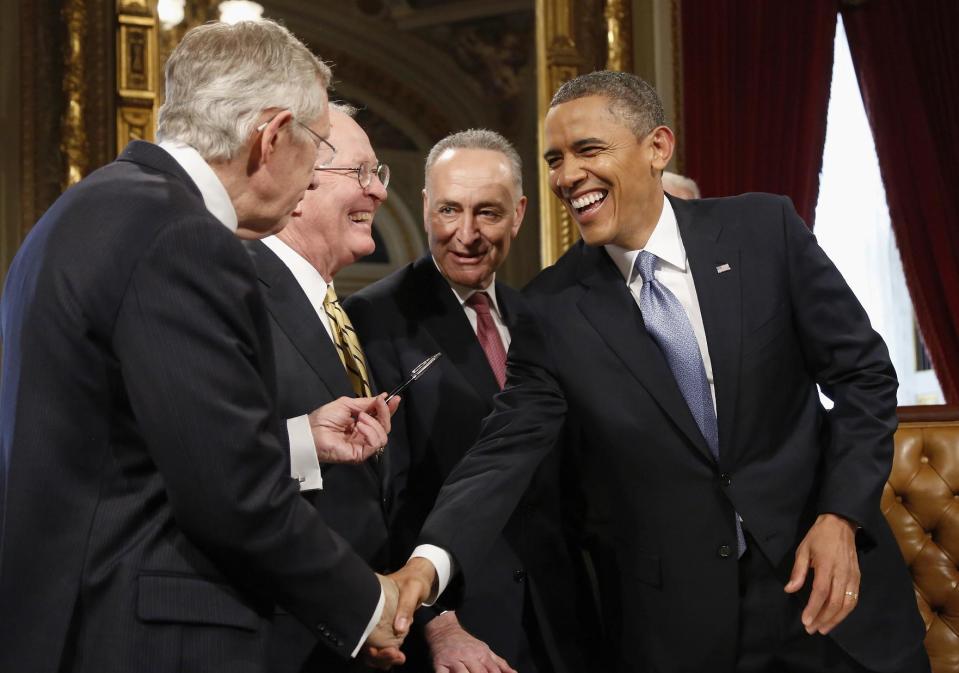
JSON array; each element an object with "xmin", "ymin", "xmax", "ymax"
[{"xmin": 363, "ymin": 558, "xmax": 438, "ymax": 669}]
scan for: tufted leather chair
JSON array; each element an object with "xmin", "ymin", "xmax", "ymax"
[{"xmin": 884, "ymin": 405, "xmax": 959, "ymax": 673}]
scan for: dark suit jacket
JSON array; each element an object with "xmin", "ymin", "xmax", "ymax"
[
  {"xmin": 346, "ymin": 256, "xmax": 593, "ymax": 673},
  {"xmin": 0, "ymin": 141, "xmax": 380, "ymax": 673},
  {"xmin": 417, "ymin": 194, "xmax": 925, "ymax": 673},
  {"xmin": 246, "ymin": 239, "xmax": 391, "ymax": 673}
]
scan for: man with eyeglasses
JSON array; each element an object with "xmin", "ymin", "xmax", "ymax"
[
  {"xmin": 245, "ymin": 103, "xmax": 396, "ymax": 673},
  {"xmin": 0, "ymin": 21, "xmax": 410, "ymax": 673}
]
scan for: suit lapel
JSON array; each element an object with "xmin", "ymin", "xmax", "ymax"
[
  {"xmin": 673, "ymin": 196, "xmax": 742, "ymax": 461},
  {"xmin": 576, "ymin": 245, "xmax": 713, "ymax": 462},
  {"xmin": 248, "ymin": 240, "xmax": 353, "ymax": 399},
  {"xmin": 413, "ymin": 259, "xmax": 501, "ymax": 404}
]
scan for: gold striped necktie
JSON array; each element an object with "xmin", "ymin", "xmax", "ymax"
[{"xmin": 323, "ymin": 285, "xmax": 373, "ymax": 397}]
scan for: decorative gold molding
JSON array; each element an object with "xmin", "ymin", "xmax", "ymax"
[
  {"xmin": 605, "ymin": 0, "xmax": 632, "ymax": 72},
  {"xmin": 536, "ymin": 0, "xmax": 584, "ymax": 267},
  {"xmin": 61, "ymin": 0, "xmax": 89, "ymax": 189},
  {"xmin": 116, "ymin": 0, "xmax": 159, "ymax": 154}
]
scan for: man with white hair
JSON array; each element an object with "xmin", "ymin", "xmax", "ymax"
[
  {"xmin": 662, "ymin": 170, "xmax": 701, "ymax": 199},
  {"xmin": 0, "ymin": 20, "xmax": 406, "ymax": 673}
]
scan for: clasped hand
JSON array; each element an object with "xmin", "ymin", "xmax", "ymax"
[
  {"xmin": 363, "ymin": 558, "xmax": 439, "ymax": 669},
  {"xmin": 308, "ymin": 393, "xmax": 400, "ymax": 464}
]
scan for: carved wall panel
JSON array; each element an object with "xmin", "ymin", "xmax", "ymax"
[
  {"xmin": 535, "ymin": 0, "xmax": 583, "ymax": 267},
  {"xmin": 116, "ymin": 1, "xmax": 159, "ymax": 154}
]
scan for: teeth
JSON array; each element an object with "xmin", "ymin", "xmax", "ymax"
[
  {"xmin": 570, "ymin": 191, "xmax": 606, "ymax": 210},
  {"xmin": 349, "ymin": 212, "xmax": 372, "ymax": 222}
]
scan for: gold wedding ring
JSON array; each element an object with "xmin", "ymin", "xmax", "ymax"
[{"xmin": 845, "ymin": 590, "xmax": 859, "ymax": 600}]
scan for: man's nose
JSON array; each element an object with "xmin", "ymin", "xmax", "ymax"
[
  {"xmin": 554, "ymin": 158, "xmax": 587, "ymax": 192},
  {"xmin": 366, "ymin": 175, "xmax": 388, "ymax": 201},
  {"xmin": 457, "ymin": 215, "xmax": 480, "ymax": 243}
]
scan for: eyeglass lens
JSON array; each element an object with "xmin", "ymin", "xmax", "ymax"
[{"xmin": 359, "ymin": 163, "xmax": 390, "ymax": 189}]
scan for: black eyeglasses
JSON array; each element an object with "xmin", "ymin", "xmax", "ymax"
[
  {"xmin": 313, "ymin": 162, "xmax": 390, "ymax": 190},
  {"xmin": 255, "ymin": 113, "xmax": 337, "ymax": 167}
]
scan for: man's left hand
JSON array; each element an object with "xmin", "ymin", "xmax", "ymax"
[
  {"xmin": 425, "ymin": 610, "xmax": 517, "ymax": 673},
  {"xmin": 784, "ymin": 513, "xmax": 861, "ymax": 635}
]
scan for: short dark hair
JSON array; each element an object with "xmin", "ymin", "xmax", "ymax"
[{"xmin": 550, "ymin": 70, "xmax": 666, "ymax": 138}]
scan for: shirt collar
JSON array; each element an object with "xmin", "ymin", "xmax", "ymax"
[
  {"xmin": 604, "ymin": 196, "xmax": 686, "ymax": 284},
  {"xmin": 262, "ymin": 235, "xmax": 330, "ymax": 299},
  {"xmin": 158, "ymin": 141, "xmax": 238, "ymax": 233},
  {"xmin": 431, "ymin": 256, "xmax": 502, "ymax": 317}
]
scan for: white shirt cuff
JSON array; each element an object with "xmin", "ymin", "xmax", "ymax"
[
  {"xmin": 286, "ymin": 415, "xmax": 322, "ymax": 491},
  {"xmin": 410, "ymin": 544, "xmax": 454, "ymax": 605},
  {"xmin": 351, "ymin": 585, "xmax": 385, "ymax": 658}
]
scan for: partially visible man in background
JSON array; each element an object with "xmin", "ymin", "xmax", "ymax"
[
  {"xmin": 0, "ymin": 20, "xmax": 406, "ymax": 673},
  {"xmin": 662, "ymin": 170, "xmax": 701, "ymax": 199},
  {"xmin": 245, "ymin": 103, "xmax": 395, "ymax": 673},
  {"xmin": 347, "ymin": 129, "xmax": 591, "ymax": 673}
]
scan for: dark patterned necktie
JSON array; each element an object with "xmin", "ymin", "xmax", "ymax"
[
  {"xmin": 323, "ymin": 285, "xmax": 373, "ymax": 398},
  {"xmin": 466, "ymin": 292, "xmax": 507, "ymax": 389},
  {"xmin": 634, "ymin": 250, "xmax": 746, "ymax": 556}
]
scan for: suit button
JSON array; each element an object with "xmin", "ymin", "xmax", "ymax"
[
  {"xmin": 513, "ymin": 569, "xmax": 527, "ymax": 583},
  {"xmin": 720, "ymin": 473, "xmax": 731, "ymax": 486},
  {"xmin": 718, "ymin": 544, "xmax": 732, "ymax": 558}
]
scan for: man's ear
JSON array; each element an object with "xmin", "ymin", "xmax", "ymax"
[
  {"xmin": 649, "ymin": 125, "xmax": 675, "ymax": 171},
  {"xmin": 511, "ymin": 195, "xmax": 528, "ymax": 239},
  {"xmin": 257, "ymin": 110, "xmax": 295, "ymax": 166}
]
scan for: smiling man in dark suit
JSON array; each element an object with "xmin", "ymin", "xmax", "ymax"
[
  {"xmin": 346, "ymin": 130, "xmax": 589, "ymax": 673},
  {"xmin": 245, "ymin": 103, "xmax": 398, "ymax": 673},
  {"xmin": 388, "ymin": 71, "xmax": 929, "ymax": 673},
  {"xmin": 0, "ymin": 21, "xmax": 406, "ymax": 673}
]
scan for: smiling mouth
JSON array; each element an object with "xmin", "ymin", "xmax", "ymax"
[
  {"xmin": 349, "ymin": 212, "xmax": 373, "ymax": 224},
  {"xmin": 451, "ymin": 250, "xmax": 487, "ymax": 264},
  {"xmin": 569, "ymin": 189, "xmax": 608, "ymax": 216}
]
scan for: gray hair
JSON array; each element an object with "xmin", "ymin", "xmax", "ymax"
[
  {"xmin": 424, "ymin": 128, "xmax": 523, "ymax": 195},
  {"xmin": 157, "ymin": 19, "xmax": 332, "ymax": 161},
  {"xmin": 551, "ymin": 70, "xmax": 665, "ymax": 138},
  {"xmin": 329, "ymin": 101, "xmax": 358, "ymax": 118},
  {"xmin": 662, "ymin": 171, "xmax": 701, "ymax": 199}
]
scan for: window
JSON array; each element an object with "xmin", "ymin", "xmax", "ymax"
[{"xmin": 814, "ymin": 16, "xmax": 944, "ymax": 405}]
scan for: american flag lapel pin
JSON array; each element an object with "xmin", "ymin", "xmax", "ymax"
[{"xmin": 716, "ymin": 263, "xmax": 732, "ymax": 274}]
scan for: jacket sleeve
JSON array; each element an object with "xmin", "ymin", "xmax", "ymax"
[
  {"xmin": 418, "ymin": 305, "xmax": 568, "ymax": 591},
  {"xmin": 782, "ymin": 196, "xmax": 899, "ymax": 540},
  {"xmin": 113, "ymin": 219, "xmax": 381, "ymax": 657}
]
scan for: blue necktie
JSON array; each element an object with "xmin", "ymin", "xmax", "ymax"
[{"xmin": 634, "ymin": 250, "xmax": 746, "ymax": 556}]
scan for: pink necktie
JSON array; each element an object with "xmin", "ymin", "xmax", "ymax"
[{"xmin": 466, "ymin": 292, "xmax": 507, "ymax": 389}]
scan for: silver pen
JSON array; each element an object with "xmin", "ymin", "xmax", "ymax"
[{"xmin": 384, "ymin": 352, "xmax": 442, "ymax": 402}]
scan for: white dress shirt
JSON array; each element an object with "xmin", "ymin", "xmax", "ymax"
[
  {"xmin": 158, "ymin": 141, "xmax": 238, "ymax": 233},
  {"xmin": 156, "ymin": 145, "xmax": 381, "ymax": 657},
  {"xmin": 604, "ymin": 198, "xmax": 717, "ymax": 411}
]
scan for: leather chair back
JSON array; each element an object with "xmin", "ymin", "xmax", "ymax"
[{"xmin": 885, "ymin": 405, "xmax": 959, "ymax": 672}]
